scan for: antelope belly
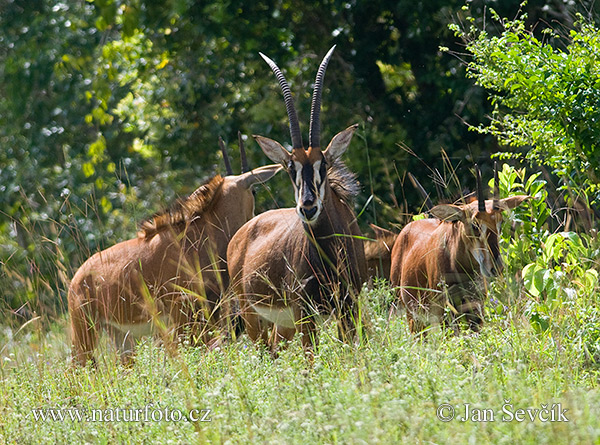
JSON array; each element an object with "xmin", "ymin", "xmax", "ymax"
[
  {"xmin": 252, "ymin": 304, "xmax": 296, "ymax": 329},
  {"xmin": 106, "ymin": 316, "xmax": 170, "ymax": 338}
]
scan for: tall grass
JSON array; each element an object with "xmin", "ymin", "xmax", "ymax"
[
  {"xmin": 1, "ymin": 160, "xmax": 600, "ymax": 443},
  {"xmin": 0, "ymin": 282, "xmax": 599, "ymax": 443}
]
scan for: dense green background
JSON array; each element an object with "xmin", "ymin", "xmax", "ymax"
[{"xmin": 0, "ymin": 0, "xmax": 598, "ymax": 313}]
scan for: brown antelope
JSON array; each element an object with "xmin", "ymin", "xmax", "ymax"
[
  {"xmin": 364, "ymin": 173, "xmax": 435, "ymax": 282},
  {"xmin": 390, "ymin": 164, "xmax": 530, "ymax": 334},
  {"xmin": 227, "ymin": 46, "xmax": 367, "ymax": 354},
  {"xmin": 364, "ymin": 173, "xmax": 432, "ymax": 281},
  {"xmin": 68, "ymin": 137, "xmax": 281, "ymax": 365},
  {"xmin": 364, "ymin": 224, "xmax": 397, "ymax": 281}
]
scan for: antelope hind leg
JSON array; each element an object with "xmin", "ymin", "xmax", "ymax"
[{"xmin": 69, "ymin": 302, "xmax": 99, "ymax": 367}]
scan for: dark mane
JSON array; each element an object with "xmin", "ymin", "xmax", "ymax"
[
  {"xmin": 138, "ymin": 175, "xmax": 225, "ymax": 239},
  {"xmin": 328, "ymin": 159, "xmax": 360, "ymax": 205}
]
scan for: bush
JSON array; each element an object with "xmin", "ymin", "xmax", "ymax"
[{"xmin": 450, "ymin": 8, "xmax": 600, "ymax": 206}]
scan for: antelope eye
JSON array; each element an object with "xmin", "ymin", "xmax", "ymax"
[
  {"xmin": 319, "ymin": 159, "xmax": 327, "ymax": 177},
  {"xmin": 287, "ymin": 160, "xmax": 297, "ymax": 181}
]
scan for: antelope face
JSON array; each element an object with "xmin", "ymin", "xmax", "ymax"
[
  {"xmin": 289, "ymin": 147, "xmax": 327, "ymax": 224},
  {"xmin": 255, "ymin": 125, "xmax": 358, "ymax": 225},
  {"xmin": 431, "ymin": 203, "xmax": 503, "ymax": 278},
  {"xmin": 430, "ymin": 196, "xmax": 530, "ymax": 278},
  {"xmin": 256, "ymin": 45, "xmax": 358, "ymax": 225},
  {"xmin": 464, "ymin": 208, "xmax": 503, "ymax": 278}
]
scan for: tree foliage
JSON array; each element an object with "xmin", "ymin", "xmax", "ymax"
[
  {"xmin": 454, "ymin": 8, "xmax": 600, "ymax": 206},
  {"xmin": 0, "ymin": 0, "xmax": 596, "ymax": 311}
]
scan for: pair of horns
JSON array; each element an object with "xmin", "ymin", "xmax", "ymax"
[
  {"xmin": 219, "ymin": 131, "xmax": 250, "ymax": 175},
  {"xmin": 475, "ymin": 161, "xmax": 500, "ymax": 212},
  {"xmin": 259, "ymin": 45, "xmax": 336, "ymax": 150}
]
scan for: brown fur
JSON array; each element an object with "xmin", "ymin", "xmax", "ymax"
[
  {"xmin": 364, "ymin": 224, "xmax": 398, "ymax": 281},
  {"xmin": 68, "ymin": 165, "xmax": 281, "ymax": 365},
  {"xmin": 228, "ymin": 127, "xmax": 367, "ymax": 354},
  {"xmin": 138, "ymin": 176, "xmax": 224, "ymax": 239},
  {"xmin": 328, "ymin": 159, "xmax": 360, "ymax": 206},
  {"xmin": 390, "ymin": 196, "xmax": 530, "ymax": 334},
  {"xmin": 227, "ymin": 178, "xmax": 366, "ymax": 353}
]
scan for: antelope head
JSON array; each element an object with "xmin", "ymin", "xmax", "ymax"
[
  {"xmin": 218, "ymin": 133, "xmax": 282, "ymax": 227},
  {"xmin": 428, "ymin": 163, "xmax": 530, "ymax": 278},
  {"xmin": 254, "ymin": 46, "xmax": 357, "ymax": 225}
]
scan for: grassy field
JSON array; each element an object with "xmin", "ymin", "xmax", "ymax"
[{"xmin": 1, "ymin": 281, "xmax": 599, "ymax": 444}]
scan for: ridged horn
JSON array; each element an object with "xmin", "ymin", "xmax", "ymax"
[
  {"xmin": 408, "ymin": 172, "xmax": 433, "ymax": 210},
  {"xmin": 309, "ymin": 45, "xmax": 336, "ymax": 149},
  {"xmin": 493, "ymin": 161, "xmax": 500, "ymax": 210},
  {"xmin": 475, "ymin": 164, "xmax": 485, "ymax": 212},
  {"xmin": 239, "ymin": 131, "xmax": 249, "ymax": 173},
  {"xmin": 219, "ymin": 136, "xmax": 233, "ymax": 175},
  {"xmin": 259, "ymin": 52, "xmax": 303, "ymax": 149}
]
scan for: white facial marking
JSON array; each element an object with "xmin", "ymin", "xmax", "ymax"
[
  {"xmin": 471, "ymin": 224, "xmax": 494, "ymax": 277},
  {"xmin": 294, "ymin": 161, "xmax": 302, "ymax": 187},
  {"xmin": 313, "ymin": 160, "xmax": 322, "ymax": 186},
  {"xmin": 291, "ymin": 158, "xmax": 326, "ymax": 225},
  {"xmin": 318, "ymin": 181, "xmax": 326, "ymax": 200}
]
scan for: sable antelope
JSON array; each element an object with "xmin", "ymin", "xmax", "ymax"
[
  {"xmin": 227, "ymin": 46, "xmax": 367, "ymax": 353},
  {"xmin": 364, "ymin": 173, "xmax": 433, "ymax": 281},
  {"xmin": 68, "ymin": 137, "xmax": 281, "ymax": 365},
  {"xmin": 390, "ymin": 164, "xmax": 530, "ymax": 333},
  {"xmin": 364, "ymin": 224, "xmax": 397, "ymax": 281}
]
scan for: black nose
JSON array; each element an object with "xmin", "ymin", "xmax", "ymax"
[
  {"xmin": 303, "ymin": 196, "xmax": 315, "ymax": 207},
  {"xmin": 301, "ymin": 206, "xmax": 318, "ymax": 220}
]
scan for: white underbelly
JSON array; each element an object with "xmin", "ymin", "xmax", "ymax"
[
  {"xmin": 252, "ymin": 304, "xmax": 297, "ymax": 329},
  {"xmin": 106, "ymin": 315, "xmax": 171, "ymax": 339}
]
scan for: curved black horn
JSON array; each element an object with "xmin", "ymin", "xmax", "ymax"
[
  {"xmin": 259, "ymin": 52, "xmax": 303, "ymax": 149},
  {"xmin": 408, "ymin": 172, "xmax": 433, "ymax": 210},
  {"xmin": 309, "ymin": 45, "xmax": 336, "ymax": 149},
  {"xmin": 475, "ymin": 164, "xmax": 485, "ymax": 212},
  {"xmin": 219, "ymin": 136, "xmax": 233, "ymax": 175},
  {"xmin": 238, "ymin": 131, "xmax": 249, "ymax": 173},
  {"xmin": 493, "ymin": 161, "xmax": 500, "ymax": 210}
]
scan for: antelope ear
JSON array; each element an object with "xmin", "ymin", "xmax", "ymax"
[
  {"xmin": 323, "ymin": 124, "xmax": 358, "ymax": 163},
  {"xmin": 369, "ymin": 223, "xmax": 396, "ymax": 239},
  {"xmin": 254, "ymin": 135, "xmax": 291, "ymax": 166},
  {"xmin": 499, "ymin": 195, "xmax": 532, "ymax": 210},
  {"xmin": 430, "ymin": 204, "xmax": 466, "ymax": 222},
  {"xmin": 237, "ymin": 164, "xmax": 282, "ymax": 189}
]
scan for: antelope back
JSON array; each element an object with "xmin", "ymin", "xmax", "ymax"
[{"xmin": 68, "ymin": 136, "xmax": 281, "ymax": 365}]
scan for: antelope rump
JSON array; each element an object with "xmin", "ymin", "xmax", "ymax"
[{"xmin": 68, "ymin": 137, "xmax": 281, "ymax": 365}]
